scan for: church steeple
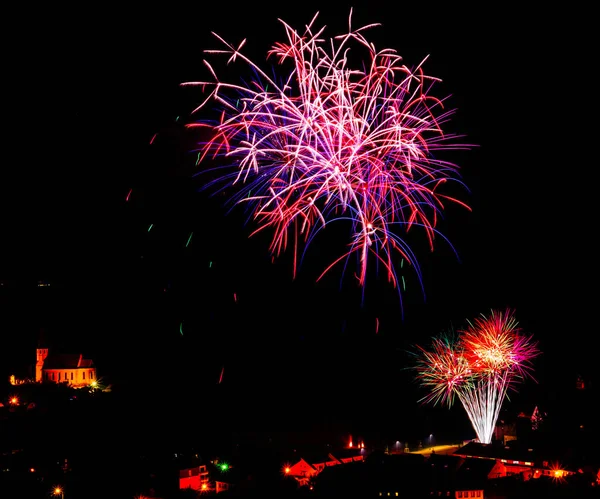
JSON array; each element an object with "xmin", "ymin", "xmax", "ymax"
[{"xmin": 36, "ymin": 328, "xmax": 50, "ymax": 382}]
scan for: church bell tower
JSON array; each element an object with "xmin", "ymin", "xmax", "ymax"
[{"xmin": 36, "ymin": 328, "xmax": 50, "ymax": 382}]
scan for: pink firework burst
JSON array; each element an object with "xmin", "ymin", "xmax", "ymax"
[{"xmin": 183, "ymin": 10, "xmax": 473, "ymax": 303}]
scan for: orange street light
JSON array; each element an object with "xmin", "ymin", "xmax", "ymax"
[{"xmin": 53, "ymin": 486, "xmax": 64, "ymax": 499}]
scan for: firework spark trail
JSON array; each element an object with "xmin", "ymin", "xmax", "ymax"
[
  {"xmin": 414, "ymin": 309, "xmax": 540, "ymax": 444},
  {"xmin": 183, "ymin": 10, "xmax": 472, "ymax": 303},
  {"xmin": 459, "ymin": 372, "xmax": 510, "ymax": 445}
]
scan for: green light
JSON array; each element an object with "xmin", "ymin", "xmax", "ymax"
[{"xmin": 220, "ymin": 463, "xmax": 229, "ymax": 471}]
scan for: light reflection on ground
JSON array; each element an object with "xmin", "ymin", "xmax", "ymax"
[{"xmin": 406, "ymin": 444, "xmax": 461, "ymax": 456}]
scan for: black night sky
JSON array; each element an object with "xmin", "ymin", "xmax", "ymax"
[{"xmin": 2, "ymin": 3, "xmax": 597, "ymax": 447}]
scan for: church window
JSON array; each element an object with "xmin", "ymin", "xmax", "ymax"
[
  {"xmin": 71, "ymin": 372, "xmax": 73, "ymax": 380},
  {"xmin": 90, "ymin": 371, "xmax": 94, "ymax": 379},
  {"xmin": 83, "ymin": 372, "xmax": 85, "ymax": 380},
  {"xmin": 51, "ymin": 373, "xmax": 54, "ymax": 381},
  {"xmin": 58, "ymin": 372, "xmax": 61, "ymax": 381}
]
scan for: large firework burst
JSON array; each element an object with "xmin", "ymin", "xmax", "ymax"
[{"xmin": 183, "ymin": 10, "xmax": 472, "ymax": 304}]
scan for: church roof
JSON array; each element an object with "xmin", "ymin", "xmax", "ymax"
[{"xmin": 42, "ymin": 354, "xmax": 94, "ymax": 369}]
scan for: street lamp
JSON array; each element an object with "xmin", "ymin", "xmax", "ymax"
[{"xmin": 53, "ymin": 487, "xmax": 64, "ymax": 499}]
